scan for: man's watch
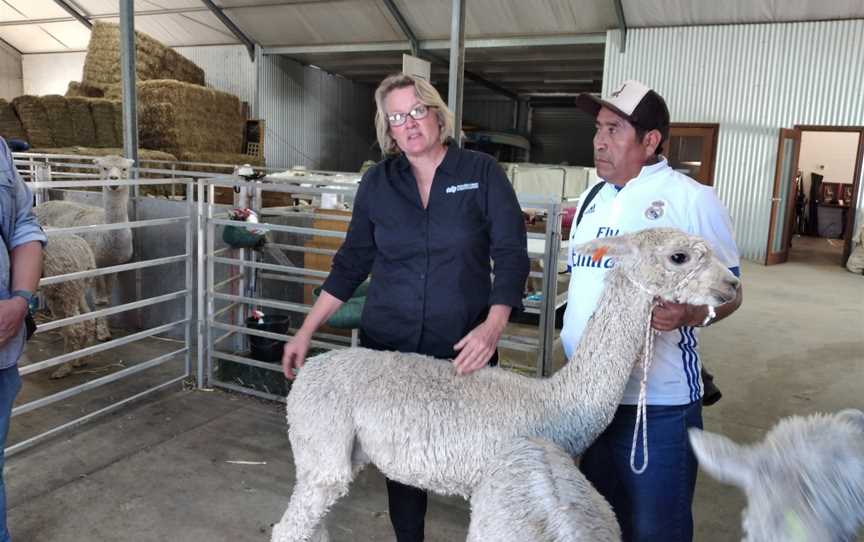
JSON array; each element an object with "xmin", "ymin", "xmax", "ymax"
[
  {"xmin": 699, "ymin": 305, "xmax": 716, "ymax": 327},
  {"xmin": 10, "ymin": 290, "xmax": 35, "ymax": 310}
]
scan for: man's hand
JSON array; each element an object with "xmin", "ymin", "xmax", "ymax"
[
  {"xmin": 0, "ymin": 297, "xmax": 27, "ymax": 348},
  {"xmin": 651, "ymin": 300, "xmax": 706, "ymax": 331}
]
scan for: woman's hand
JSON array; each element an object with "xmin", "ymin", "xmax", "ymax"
[
  {"xmin": 453, "ymin": 305, "xmax": 511, "ymax": 375},
  {"xmin": 282, "ymin": 331, "xmax": 312, "ymax": 379}
]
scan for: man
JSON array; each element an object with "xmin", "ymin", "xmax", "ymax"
[
  {"xmin": 0, "ymin": 136, "xmax": 45, "ymax": 542},
  {"xmin": 561, "ymin": 81, "xmax": 743, "ymax": 542}
]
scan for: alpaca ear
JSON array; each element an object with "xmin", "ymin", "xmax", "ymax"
[
  {"xmin": 688, "ymin": 428, "xmax": 753, "ymax": 489},
  {"xmin": 836, "ymin": 409, "xmax": 864, "ymax": 432},
  {"xmin": 571, "ymin": 235, "xmax": 637, "ymax": 260}
]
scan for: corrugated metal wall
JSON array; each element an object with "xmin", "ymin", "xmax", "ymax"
[
  {"xmin": 257, "ymin": 52, "xmax": 377, "ymax": 171},
  {"xmin": 0, "ymin": 41, "xmax": 22, "ymax": 100},
  {"xmin": 604, "ymin": 21, "xmax": 864, "ymax": 262},
  {"xmin": 530, "ymin": 106, "xmax": 596, "ymax": 166},
  {"xmin": 463, "ymin": 97, "xmax": 515, "ymax": 132},
  {"xmin": 176, "ymin": 45, "xmax": 376, "ymax": 171}
]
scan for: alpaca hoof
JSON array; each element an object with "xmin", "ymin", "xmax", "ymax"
[{"xmin": 50, "ymin": 364, "xmax": 73, "ymax": 379}]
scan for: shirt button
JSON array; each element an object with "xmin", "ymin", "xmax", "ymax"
[{"xmin": 419, "ymin": 273, "xmax": 425, "ymax": 279}]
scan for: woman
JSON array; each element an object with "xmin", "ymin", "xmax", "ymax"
[{"xmin": 281, "ymin": 73, "xmax": 529, "ymax": 542}]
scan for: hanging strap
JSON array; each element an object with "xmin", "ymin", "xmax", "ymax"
[{"xmin": 575, "ymin": 181, "xmax": 606, "ymax": 228}]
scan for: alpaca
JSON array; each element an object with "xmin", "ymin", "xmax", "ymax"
[
  {"xmin": 689, "ymin": 409, "xmax": 864, "ymax": 542},
  {"xmin": 39, "ymin": 234, "xmax": 97, "ymax": 379},
  {"xmin": 467, "ymin": 436, "xmax": 620, "ymax": 542},
  {"xmin": 34, "ymin": 155, "xmax": 134, "ymax": 341},
  {"xmin": 273, "ymin": 227, "xmax": 740, "ymax": 542}
]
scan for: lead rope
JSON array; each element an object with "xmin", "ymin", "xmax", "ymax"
[{"xmin": 630, "ymin": 300, "xmax": 659, "ymax": 474}]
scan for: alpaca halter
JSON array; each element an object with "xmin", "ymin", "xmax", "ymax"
[{"xmin": 630, "ymin": 300, "xmax": 659, "ymax": 475}]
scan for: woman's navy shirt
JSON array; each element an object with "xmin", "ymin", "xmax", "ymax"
[{"xmin": 322, "ymin": 145, "xmax": 529, "ymax": 359}]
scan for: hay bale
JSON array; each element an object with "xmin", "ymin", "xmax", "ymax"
[
  {"xmin": 41, "ymin": 95, "xmax": 77, "ymax": 147},
  {"xmin": 133, "ymin": 80, "xmax": 244, "ymax": 155},
  {"xmin": 0, "ymin": 99, "xmax": 25, "ymax": 141},
  {"xmin": 88, "ymin": 98, "xmax": 120, "ymax": 148},
  {"xmin": 66, "ymin": 97, "xmax": 97, "ymax": 145},
  {"xmin": 12, "ymin": 95, "xmax": 54, "ymax": 148},
  {"xmin": 81, "ymin": 21, "xmax": 205, "ymax": 93},
  {"xmin": 66, "ymin": 81, "xmax": 104, "ymax": 98},
  {"xmin": 112, "ymin": 101, "xmax": 124, "ymax": 146}
]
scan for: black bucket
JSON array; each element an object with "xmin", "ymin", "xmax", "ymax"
[{"xmin": 246, "ymin": 314, "xmax": 290, "ymax": 362}]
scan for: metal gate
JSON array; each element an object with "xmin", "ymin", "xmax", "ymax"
[{"xmin": 9, "ymin": 156, "xmax": 196, "ymax": 456}]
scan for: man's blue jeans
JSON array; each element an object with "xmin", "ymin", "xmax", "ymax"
[
  {"xmin": 0, "ymin": 366, "xmax": 21, "ymax": 542},
  {"xmin": 580, "ymin": 400, "xmax": 702, "ymax": 542}
]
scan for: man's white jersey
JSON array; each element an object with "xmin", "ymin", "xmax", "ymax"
[{"xmin": 560, "ymin": 159, "xmax": 740, "ymax": 406}]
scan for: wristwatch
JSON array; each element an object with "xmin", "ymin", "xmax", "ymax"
[
  {"xmin": 10, "ymin": 290, "xmax": 35, "ymax": 311},
  {"xmin": 699, "ymin": 305, "xmax": 716, "ymax": 327}
]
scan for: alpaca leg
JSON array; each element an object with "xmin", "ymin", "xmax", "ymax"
[
  {"xmin": 271, "ymin": 477, "xmax": 346, "ymax": 542},
  {"xmin": 94, "ymin": 274, "xmax": 113, "ymax": 341}
]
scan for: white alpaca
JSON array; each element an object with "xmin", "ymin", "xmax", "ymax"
[
  {"xmin": 34, "ymin": 155, "xmax": 134, "ymax": 342},
  {"xmin": 689, "ymin": 409, "xmax": 864, "ymax": 542},
  {"xmin": 273, "ymin": 227, "xmax": 739, "ymax": 542},
  {"xmin": 39, "ymin": 234, "xmax": 97, "ymax": 379},
  {"xmin": 467, "ymin": 436, "xmax": 620, "ymax": 542}
]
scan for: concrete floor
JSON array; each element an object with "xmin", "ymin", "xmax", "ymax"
[{"xmin": 5, "ymin": 245, "xmax": 863, "ymax": 541}]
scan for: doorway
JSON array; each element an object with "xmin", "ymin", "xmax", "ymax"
[{"xmin": 766, "ymin": 126, "xmax": 863, "ymax": 266}]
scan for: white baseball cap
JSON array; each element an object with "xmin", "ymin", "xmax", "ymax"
[{"xmin": 576, "ymin": 80, "xmax": 670, "ymax": 142}]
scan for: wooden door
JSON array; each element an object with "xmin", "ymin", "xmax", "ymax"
[
  {"xmin": 765, "ymin": 128, "xmax": 801, "ymax": 265},
  {"xmin": 663, "ymin": 124, "xmax": 719, "ymax": 186}
]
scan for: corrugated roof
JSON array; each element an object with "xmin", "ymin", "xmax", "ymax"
[{"xmin": 1, "ymin": 0, "xmax": 862, "ymax": 96}]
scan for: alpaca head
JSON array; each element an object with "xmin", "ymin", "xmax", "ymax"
[
  {"xmin": 96, "ymin": 155, "xmax": 134, "ymax": 194},
  {"xmin": 689, "ymin": 409, "xmax": 864, "ymax": 542},
  {"xmin": 572, "ymin": 227, "xmax": 739, "ymax": 306}
]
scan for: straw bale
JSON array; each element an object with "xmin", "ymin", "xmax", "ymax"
[
  {"xmin": 82, "ymin": 22, "xmax": 204, "ymax": 93},
  {"xmin": 65, "ymin": 81, "xmax": 104, "ymax": 98},
  {"xmin": 12, "ymin": 95, "xmax": 54, "ymax": 148},
  {"xmin": 88, "ymin": 98, "xmax": 120, "ymax": 148},
  {"xmin": 0, "ymin": 99, "xmax": 25, "ymax": 141},
  {"xmin": 132, "ymin": 80, "xmax": 245, "ymax": 155},
  {"xmin": 66, "ymin": 97, "xmax": 97, "ymax": 145},
  {"xmin": 112, "ymin": 101, "xmax": 124, "ymax": 146},
  {"xmin": 41, "ymin": 95, "xmax": 76, "ymax": 148}
]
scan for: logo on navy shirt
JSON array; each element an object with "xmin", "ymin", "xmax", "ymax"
[
  {"xmin": 644, "ymin": 199, "xmax": 666, "ymax": 220},
  {"xmin": 445, "ymin": 182, "xmax": 479, "ymax": 194}
]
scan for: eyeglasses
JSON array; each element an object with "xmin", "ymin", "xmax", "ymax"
[{"xmin": 386, "ymin": 104, "xmax": 431, "ymax": 127}]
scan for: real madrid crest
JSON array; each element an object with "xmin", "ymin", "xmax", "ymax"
[{"xmin": 644, "ymin": 200, "xmax": 666, "ymax": 220}]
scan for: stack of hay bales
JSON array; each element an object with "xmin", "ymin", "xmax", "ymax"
[
  {"xmin": 66, "ymin": 97, "xmax": 97, "ymax": 144},
  {"xmin": 41, "ymin": 95, "xmax": 77, "ymax": 147},
  {"xmin": 0, "ymin": 99, "xmax": 26, "ymax": 141},
  {"xmin": 80, "ymin": 21, "xmax": 204, "ymax": 95},
  {"xmin": 12, "ymin": 96, "xmax": 55, "ymax": 148},
  {"xmin": 88, "ymin": 98, "xmax": 121, "ymax": 148},
  {"xmin": 103, "ymin": 79, "xmax": 245, "ymax": 159}
]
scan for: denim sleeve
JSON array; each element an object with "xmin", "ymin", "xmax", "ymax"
[
  {"xmin": 321, "ymin": 173, "xmax": 376, "ymax": 301},
  {"xmin": 4, "ymin": 142, "xmax": 47, "ymax": 248},
  {"xmin": 484, "ymin": 159, "xmax": 529, "ymax": 308}
]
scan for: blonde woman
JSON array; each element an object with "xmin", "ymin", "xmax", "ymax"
[{"xmin": 282, "ymin": 74, "xmax": 529, "ymax": 541}]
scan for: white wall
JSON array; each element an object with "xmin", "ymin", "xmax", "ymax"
[
  {"xmin": 799, "ymin": 131, "xmax": 860, "ymax": 200},
  {"xmin": 604, "ymin": 21, "xmax": 864, "ymax": 262},
  {"xmin": 0, "ymin": 41, "xmax": 22, "ymax": 100},
  {"xmin": 22, "ymin": 52, "xmax": 86, "ymax": 96}
]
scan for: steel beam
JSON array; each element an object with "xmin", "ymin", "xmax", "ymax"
[
  {"xmin": 381, "ymin": 0, "xmax": 419, "ymax": 56},
  {"xmin": 613, "ymin": 0, "xmax": 627, "ymax": 52},
  {"xmin": 119, "ymin": 0, "xmax": 138, "ymax": 166},
  {"xmin": 53, "ymin": 0, "xmax": 92, "ymax": 29},
  {"xmin": 200, "ymin": 0, "xmax": 256, "ymax": 61},
  {"xmin": 262, "ymin": 33, "xmax": 606, "ymax": 56},
  {"xmin": 447, "ymin": 0, "xmax": 466, "ymax": 146}
]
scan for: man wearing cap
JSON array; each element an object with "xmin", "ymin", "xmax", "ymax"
[{"xmin": 561, "ymin": 81, "xmax": 743, "ymax": 541}]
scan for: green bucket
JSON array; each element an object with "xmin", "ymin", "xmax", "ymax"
[{"xmin": 313, "ymin": 282, "xmax": 368, "ymax": 329}]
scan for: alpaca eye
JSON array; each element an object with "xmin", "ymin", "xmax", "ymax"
[{"xmin": 670, "ymin": 252, "xmax": 690, "ymax": 265}]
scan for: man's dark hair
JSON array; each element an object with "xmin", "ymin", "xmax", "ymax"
[{"xmin": 634, "ymin": 125, "xmax": 665, "ymax": 157}]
